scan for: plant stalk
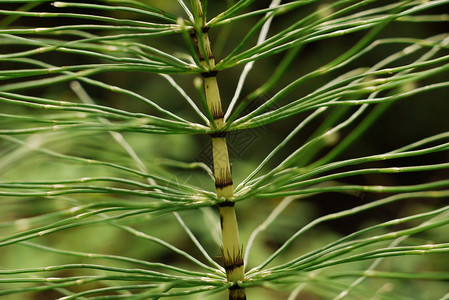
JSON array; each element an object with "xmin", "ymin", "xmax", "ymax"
[
  {"xmin": 192, "ymin": 1, "xmax": 246, "ymax": 299},
  {"xmin": 208, "ymin": 74, "xmax": 246, "ymax": 300}
]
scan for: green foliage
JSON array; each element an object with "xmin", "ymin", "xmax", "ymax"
[{"xmin": 1, "ymin": 0, "xmax": 449, "ymax": 299}]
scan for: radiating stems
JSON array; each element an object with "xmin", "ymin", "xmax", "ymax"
[{"xmin": 193, "ymin": 0, "xmax": 246, "ymax": 298}]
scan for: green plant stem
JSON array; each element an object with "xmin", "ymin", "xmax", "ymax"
[{"xmin": 192, "ymin": 1, "xmax": 246, "ymax": 299}]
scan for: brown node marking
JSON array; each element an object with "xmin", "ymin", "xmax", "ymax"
[
  {"xmin": 215, "ymin": 175, "xmax": 233, "ymax": 189},
  {"xmin": 210, "ymin": 131, "xmax": 227, "ymax": 138},
  {"xmin": 201, "ymin": 70, "xmax": 218, "ymax": 78},
  {"xmin": 214, "ymin": 167, "xmax": 232, "ymax": 185},
  {"xmin": 229, "ymin": 288, "xmax": 247, "ymax": 300},
  {"xmin": 215, "ymin": 180, "xmax": 233, "ymax": 190},
  {"xmin": 199, "ymin": 54, "xmax": 214, "ymax": 61},
  {"xmin": 202, "ymin": 26, "xmax": 210, "ymax": 33},
  {"xmin": 211, "ymin": 110, "xmax": 224, "ymax": 120},
  {"xmin": 224, "ymin": 259, "xmax": 244, "ymax": 272},
  {"xmin": 223, "ymin": 246, "xmax": 244, "ymax": 272},
  {"xmin": 229, "ymin": 284, "xmax": 245, "ymax": 290},
  {"xmin": 218, "ymin": 201, "xmax": 235, "ymax": 207},
  {"xmin": 207, "ymin": 105, "xmax": 222, "ymax": 119}
]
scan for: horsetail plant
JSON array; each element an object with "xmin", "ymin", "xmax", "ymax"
[{"xmin": 1, "ymin": 0, "xmax": 449, "ymax": 299}]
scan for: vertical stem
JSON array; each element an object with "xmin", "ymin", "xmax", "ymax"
[{"xmin": 192, "ymin": 1, "xmax": 246, "ymax": 299}]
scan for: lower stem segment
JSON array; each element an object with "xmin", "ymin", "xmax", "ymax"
[
  {"xmin": 206, "ymin": 78, "xmax": 246, "ymax": 299},
  {"xmin": 219, "ymin": 203, "xmax": 246, "ymax": 299},
  {"xmin": 212, "ymin": 134, "xmax": 246, "ymax": 299}
]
